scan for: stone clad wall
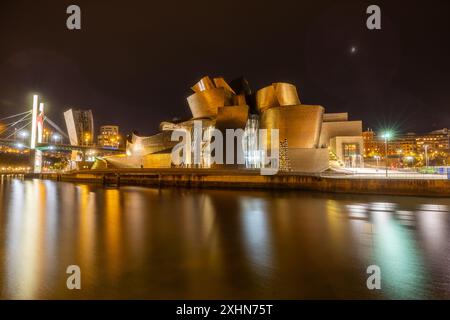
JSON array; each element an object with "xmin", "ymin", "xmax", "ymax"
[
  {"xmin": 40, "ymin": 170, "xmax": 450, "ymax": 197},
  {"xmin": 287, "ymin": 148, "xmax": 329, "ymax": 173},
  {"xmin": 143, "ymin": 153, "xmax": 172, "ymax": 168},
  {"xmin": 319, "ymin": 120, "xmax": 362, "ymax": 148}
]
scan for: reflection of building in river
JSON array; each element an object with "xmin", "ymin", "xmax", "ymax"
[{"xmin": 98, "ymin": 76, "xmax": 363, "ymax": 172}]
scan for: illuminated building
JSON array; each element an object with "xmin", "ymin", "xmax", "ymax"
[
  {"xmin": 100, "ymin": 76, "xmax": 364, "ymax": 172},
  {"xmin": 319, "ymin": 113, "xmax": 363, "ymax": 168},
  {"xmin": 363, "ymin": 130, "xmax": 416, "ymax": 157},
  {"xmin": 257, "ymin": 82, "xmax": 329, "ymax": 172},
  {"xmin": 415, "ymin": 129, "xmax": 450, "ymax": 152},
  {"xmin": 63, "ymin": 109, "xmax": 94, "ymax": 146},
  {"xmin": 362, "ymin": 129, "xmax": 379, "ymax": 157},
  {"xmin": 97, "ymin": 125, "xmax": 120, "ymax": 149},
  {"xmin": 363, "ymin": 128, "xmax": 450, "ymax": 167},
  {"xmin": 64, "ymin": 108, "xmax": 95, "ymax": 168}
]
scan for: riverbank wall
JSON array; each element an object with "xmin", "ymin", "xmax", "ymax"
[{"xmin": 26, "ymin": 168, "xmax": 450, "ymax": 197}]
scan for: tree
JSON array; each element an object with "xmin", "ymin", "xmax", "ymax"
[{"xmin": 279, "ymin": 139, "xmax": 291, "ymax": 172}]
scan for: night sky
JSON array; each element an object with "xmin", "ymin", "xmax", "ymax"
[{"xmin": 1, "ymin": 0, "xmax": 449, "ymax": 136}]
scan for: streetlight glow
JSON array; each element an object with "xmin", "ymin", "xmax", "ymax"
[
  {"xmin": 380, "ymin": 131, "xmax": 394, "ymax": 178},
  {"xmin": 382, "ymin": 131, "xmax": 393, "ymax": 140},
  {"xmin": 52, "ymin": 134, "xmax": 61, "ymax": 144}
]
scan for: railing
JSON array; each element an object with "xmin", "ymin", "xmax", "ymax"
[{"xmin": 321, "ymin": 167, "xmax": 450, "ymax": 180}]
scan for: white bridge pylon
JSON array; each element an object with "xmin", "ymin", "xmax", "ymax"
[{"xmin": 30, "ymin": 94, "xmax": 45, "ymax": 173}]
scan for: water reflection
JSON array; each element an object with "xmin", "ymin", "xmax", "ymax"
[
  {"xmin": 239, "ymin": 198, "xmax": 272, "ymax": 276},
  {"xmin": 371, "ymin": 210, "xmax": 427, "ymax": 299},
  {"xmin": 0, "ymin": 178, "xmax": 449, "ymax": 299}
]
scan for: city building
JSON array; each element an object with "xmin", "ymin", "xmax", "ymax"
[
  {"xmin": 64, "ymin": 108, "xmax": 95, "ymax": 169},
  {"xmin": 319, "ymin": 113, "xmax": 363, "ymax": 168},
  {"xmin": 363, "ymin": 128, "xmax": 450, "ymax": 167},
  {"xmin": 416, "ymin": 129, "xmax": 450, "ymax": 152},
  {"xmin": 64, "ymin": 109, "xmax": 94, "ymax": 146},
  {"xmin": 362, "ymin": 129, "xmax": 380, "ymax": 157},
  {"xmin": 97, "ymin": 76, "xmax": 364, "ymax": 173},
  {"xmin": 97, "ymin": 125, "xmax": 120, "ymax": 149}
]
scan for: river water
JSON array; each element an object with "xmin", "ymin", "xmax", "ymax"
[{"xmin": 0, "ymin": 177, "xmax": 449, "ymax": 299}]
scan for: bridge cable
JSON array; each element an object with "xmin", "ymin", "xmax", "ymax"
[
  {"xmin": 44, "ymin": 116, "xmax": 69, "ymax": 139},
  {"xmin": 2, "ymin": 115, "xmax": 32, "ymax": 127},
  {"xmin": 0, "ymin": 110, "xmax": 32, "ymax": 122},
  {"xmin": 4, "ymin": 121, "xmax": 32, "ymax": 140},
  {"xmin": 0, "ymin": 113, "xmax": 32, "ymax": 137}
]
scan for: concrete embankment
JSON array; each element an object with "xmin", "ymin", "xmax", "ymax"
[{"xmin": 27, "ymin": 168, "xmax": 450, "ymax": 197}]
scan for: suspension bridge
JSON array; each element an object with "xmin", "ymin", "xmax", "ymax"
[{"xmin": 0, "ymin": 95, "xmax": 125, "ymax": 173}]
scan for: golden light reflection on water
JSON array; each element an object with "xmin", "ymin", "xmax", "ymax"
[
  {"xmin": 1, "ymin": 179, "xmax": 450, "ymax": 299},
  {"xmin": 122, "ymin": 191, "xmax": 146, "ymax": 260},
  {"xmin": 104, "ymin": 189, "xmax": 123, "ymax": 282},
  {"xmin": 5, "ymin": 180, "xmax": 47, "ymax": 299},
  {"xmin": 77, "ymin": 185, "xmax": 97, "ymax": 278}
]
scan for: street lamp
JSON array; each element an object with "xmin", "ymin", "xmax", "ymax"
[
  {"xmin": 19, "ymin": 131, "xmax": 28, "ymax": 144},
  {"xmin": 52, "ymin": 134, "xmax": 61, "ymax": 145},
  {"xmin": 424, "ymin": 144, "xmax": 429, "ymax": 168},
  {"xmin": 382, "ymin": 132, "xmax": 392, "ymax": 178}
]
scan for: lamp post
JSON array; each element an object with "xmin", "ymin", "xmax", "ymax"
[
  {"xmin": 424, "ymin": 144, "xmax": 429, "ymax": 168},
  {"xmin": 382, "ymin": 132, "xmax": 392, "ymax": 178}
]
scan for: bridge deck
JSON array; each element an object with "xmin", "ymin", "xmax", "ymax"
[{"xmin": 0, "ymin": 138, "xmax": 125, "ymax": 153}]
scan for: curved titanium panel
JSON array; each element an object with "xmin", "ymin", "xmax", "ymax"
[
  {"xmin": 260, "ymin": 105, "xmax": 324, "ymax": 149},
  {"xmin": 255, "ymin": 84, "xmax": 278, "ymax": 113},
  {"xmin": 128, "ymin": 131, "xmax": 178, "ymax": 156},
  {"xmin": 191, "ymin": 76, "xmax": 215, "ymax": 93},
  {"xmin": 233, "ymin": 94, "xmax": 247, "ymax": 106},
  {"xmin": 215, "ymin": 105, "xmax": 249, "ymax": 130},
  {"xmin": 256, "ymin": 82, "xmax": 301, "ymax": 113},
  {"xmin": 275, "ymin": 83, "xmax": 300, "ymax": 106},
  {"xmin": 159, "ymin": 121, "xmax": 181, "ymax": 131},
  {"xmin": 213, "ymin": 77, "xmax": 236, "ymax": 94},
  {"xmin": 187, "ymin": 87, "xmax": 233, "ymax": 119}
]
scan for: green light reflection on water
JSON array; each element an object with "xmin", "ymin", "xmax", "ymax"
[{"xmin": 371, "ymin": 210, "xmax": 428, "ymax": 299}]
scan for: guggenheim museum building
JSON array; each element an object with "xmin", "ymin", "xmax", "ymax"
[{"xmin": 99, "ymin": 76, "xmax": 364, "ymax": 173}]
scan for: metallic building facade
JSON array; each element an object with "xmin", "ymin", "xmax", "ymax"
[
  {"xmin": 102, "ymin": 76, "xmax": 363, "ymax": 173},
  {"xmin": 260, "ymin": 105, "xmax": 325, "ymax": 149}
]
